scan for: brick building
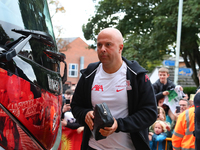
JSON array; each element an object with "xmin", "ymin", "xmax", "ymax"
[{"xmin": 59, "ymin": 37, "xmax": 99, "ymax": 92}]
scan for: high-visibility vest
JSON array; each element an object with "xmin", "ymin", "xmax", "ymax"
[{"xmin": 172, "ymin": 106, "xmax": 195, "ymax": 150}]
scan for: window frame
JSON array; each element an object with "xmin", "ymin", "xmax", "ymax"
[{"xmin": 68, "ymin": 63, "xmax": 78, "ymax": 77}]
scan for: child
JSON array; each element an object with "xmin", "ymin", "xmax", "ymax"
[
  {"xmin": 149, "ymin": 120, "xmax": 167, "ymax": 150},
  {"xmin": 149, "ymin": 106, "xmax": 171, "ymax": 133},
  {"xmin": 153, "ymin": 67, "xmax": 176, "ymax": 103},
  {"xmin": 157, "ymin": 97, "xmax": 176, "ymax": 132},
  {"xmin": 157, "ymin": 106, "xmax": 171, "ymax": 132}
]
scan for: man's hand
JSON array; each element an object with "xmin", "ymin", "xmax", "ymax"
[
  {"xmin": 99, "ymin": 118, "xmax": 118, "ymax": 137},
  {"xmin": 85, "ymin": 111, "xmax": 94, "ymax": 130}
]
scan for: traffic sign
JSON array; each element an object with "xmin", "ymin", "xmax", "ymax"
[
  {"xmin": 163, "ymin": 60, "xmax": 175, "ymax": 66},
  {"xmin": 178, "ymin": 68, "xmax": 193, "ymax": 76}
]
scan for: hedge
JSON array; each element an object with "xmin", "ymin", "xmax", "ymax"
[{"xmin": 183, "ymin": 87, "xmax": 197, "ymax": 99}]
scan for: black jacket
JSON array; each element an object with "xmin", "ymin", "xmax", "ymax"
[
  {"xmin": 194, "ymin": 92, "xmax": 200, "ymax": 149},
  {"xmin": 71, "ymin": 57, "xmax": 157, "ymax": 150},
  {"xmin": 153, "ymin": 78, "xmax": 176, "ymax": 101}
]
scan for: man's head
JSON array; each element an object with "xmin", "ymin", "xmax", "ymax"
[
  {"xmin": 158, "ymin": 67, "xmax": 170, "ymax": 84},
  {"xmin": 179, "ymin": 98, "xmax": 189, "ymax": 113},
  {"xmin": 97, "ymin": 28, "xmax": 123, "ymax": 73}
]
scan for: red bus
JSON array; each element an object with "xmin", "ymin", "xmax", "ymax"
[{"xmin": 0, "ymin": 0, "xmax": 66, "ymax": 149}]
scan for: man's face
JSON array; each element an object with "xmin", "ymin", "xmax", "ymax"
[
  {"xmin": 154, "ymin": 123, "xmax": 163, "ymax": 135},
  {"xmin": 179, "ymin": 100, "xmax": 188, "ymax": 113},
  {"xmin": 97, "ymin": 31, "xmax": 123, "ymax": 67},
  {"xmin": 158, "ymin": 72, "xmax": 169, "ymax": 84}
]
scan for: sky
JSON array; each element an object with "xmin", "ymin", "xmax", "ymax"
[{"xmin": 49, "ymin": 0, "xmax": 98, "ymax": 45}]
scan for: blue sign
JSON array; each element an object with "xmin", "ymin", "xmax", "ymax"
[
  {"xmin": 178, "ymin": 68, "xmax": 193, "ymax": 76},
  {"xmin": 163, "ymin": 60, "xmax": 175, "ymax": 66}
]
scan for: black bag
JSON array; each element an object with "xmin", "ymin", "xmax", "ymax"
[{"xmin": 92, "ymin": 102, "xmax": 114, "ymax": 141}]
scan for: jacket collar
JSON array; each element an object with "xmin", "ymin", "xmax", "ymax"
[
  {"xmin": 81, "ymin": 57, "xmax": 147, "ymax": 78},
  {"xmin": 122, "ymin": 57, "xmax": 147, "ymax": 75}
]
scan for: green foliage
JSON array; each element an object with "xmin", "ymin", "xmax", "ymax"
[
  {"xmin": 83, "ymin": 0, "xmax": 200, "ymax": 86},
  {"xmin": 183, "ymin": 87, "xmax": 197, "ymax": 96},
  {"xmin": 122, "ymin": 33, "xmax": 163, "ymax": 72}
]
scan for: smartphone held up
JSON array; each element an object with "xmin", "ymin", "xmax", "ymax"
[
  {"xmin": 65, "ymin": 99, "xmax": 70, "ymax": 104},
  {"xmin": 176, "ymin": 106, "xmax": 180, "ymax": 113}
]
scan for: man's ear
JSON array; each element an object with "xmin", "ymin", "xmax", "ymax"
[
  {"xmin": 167, "ymin": 74, "xmax": 170, "ymax": 78},
  {"xmin": 119, "ymin": 44, "xmax": 123, "ymax": 53}
]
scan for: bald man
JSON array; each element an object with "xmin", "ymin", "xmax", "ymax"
[{"xmin": 71, "ymin": 28, "xmax": 157, "ymax": 150}]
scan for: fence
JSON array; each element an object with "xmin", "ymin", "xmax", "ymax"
[{"xmin": 157, "ymin": 137, "xmax": 172, "ymax": 150}]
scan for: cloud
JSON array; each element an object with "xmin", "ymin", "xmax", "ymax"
[{"xmin": 51, "ymin": 0, "xmax": 97, "ymax": 44}]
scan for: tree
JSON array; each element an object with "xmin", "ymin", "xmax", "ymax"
[
  {"xmin": 47, "ymin": 0, "xmax": 66, "ymax": 38},
  {"xmin": 48, "ymin": 0, "xmax": 65, "ymax": 18},
  {"xmin": 47, "ymin": 0, "xmax": 69, "ymax": 50},
  {"xmin": 83, "ymin": 0, "xmax": 200, "ymax": 86}
]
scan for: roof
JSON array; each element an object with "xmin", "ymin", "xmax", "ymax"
[
  {"xmin": 56, "ymin": 37, "xmax": 78, "ymax": 43},
  {"xmin": 56, "ymin": 37, "xmax": 78, "ymax": 50}
]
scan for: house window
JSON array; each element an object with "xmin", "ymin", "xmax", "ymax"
[{"xmin": 69, "ymin": 64, "xmax": 78, "ymax": 77}]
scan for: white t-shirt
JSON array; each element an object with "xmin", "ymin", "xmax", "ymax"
[{"xmin": 89, "ymin": 62, "xmax": 135, "ymax": 150}]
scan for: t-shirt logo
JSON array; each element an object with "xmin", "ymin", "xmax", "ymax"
[
  {"xmin": 116, "ymin": 88, "xmax": 125, "ymax": 92},
  {"xmin": 145, "ymin": 74, "xmax": 150, "ymax": 82},
  {"xmin": 126, "ymin": 80, "xmax": 132, "ymax": 90},
  {"xmin": 91, "ymin": 85, "xmax": 104, "ymax": 91}
]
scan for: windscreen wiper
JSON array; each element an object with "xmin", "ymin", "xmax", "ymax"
[
  {"xmin": 12, "ymin": 29, "xmax": 55, "ymax": 47},
  {"xmin": 0, "ymin": 29, "xmax": 55, "ymax": 62}
]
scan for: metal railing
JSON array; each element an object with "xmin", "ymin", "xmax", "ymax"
[{"xmin": 157, "ymin": 137, "xmax": 172, "ymax": 150}]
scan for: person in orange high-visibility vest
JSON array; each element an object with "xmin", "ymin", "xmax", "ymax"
[{"xmin": 172, "ymin": 106, "xmax": 195, "ymax": 150}]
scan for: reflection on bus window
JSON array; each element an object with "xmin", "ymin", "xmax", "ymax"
[{"xmin": 0, "ymin": 0, "xmax": 59, "ymax": 72}]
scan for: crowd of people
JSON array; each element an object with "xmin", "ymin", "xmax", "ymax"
[
  {"xmin": 61, "ymin": 89, "xmax": 84, "ymax": 133},
  {"xmin": 149, "ymin": 67, "xmax": 197, "ymax": 150},
  {"xmin": 60, "ymin": 27, "xmax": 199, "ymax": 150}
]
